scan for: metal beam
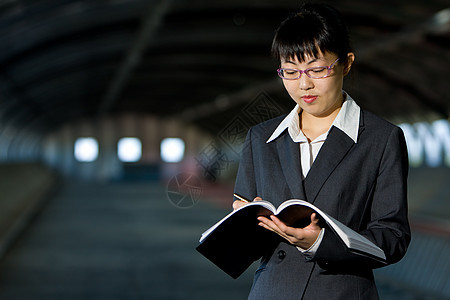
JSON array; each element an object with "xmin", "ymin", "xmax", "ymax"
[
  {"xmin": 98, "ymin": 0, "xmax": 171, "ymax": 114},
  {"xmin": 176, "ymin": 79, "xmax": 281, "ymax": 122},
  {"xmin": 175, "ymin": 7, "xmax": 450, "ymax": 122}
]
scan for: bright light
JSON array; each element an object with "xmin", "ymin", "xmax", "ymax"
[
  {"xmin": 399, "ymin": 119, "xmax": 450, "ymax": 167},
  {"xmin": 118, "ymin": 137, "xmax": 142, "ymax": 162},
  {"xmin": 161, "ymin": 138, "xmax": 185, "ymax": 163},
  {"xmin": 74, "ymin": 137, "xmax": 98, "ymax": 162}
]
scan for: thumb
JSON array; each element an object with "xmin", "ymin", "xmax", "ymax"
[
  {"xmin": 253, "ymin": 197, "xmax": 263, "ymax": 201},
  {"xmin": 310, "ymin": 213, "xmax": 321, "ymax": 227}
]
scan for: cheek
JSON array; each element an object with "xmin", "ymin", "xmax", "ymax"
[
  {"xmin": 318, "ymin": 77, "xmax": 342, "ymax": 93},
  {"xmin": 283, "ymin": 81, "xmax": 296, "ymax": 95}
]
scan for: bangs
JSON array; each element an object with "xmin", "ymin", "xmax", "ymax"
[
  {"xmin": 274, "ymin": 37, "xmax": 324, "ymax": 63},
  {"xmin": 272, "ymin": 13, "xmax": 330, "ymax": 62},
  {"xmin": 271, "ymin": 5, "xmax": 351, "ymax": 63}
]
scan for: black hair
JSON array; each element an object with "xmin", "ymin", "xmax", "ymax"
[{"xmin": 271, "ymin": 3, "xmax": 352, "ymax": 64}]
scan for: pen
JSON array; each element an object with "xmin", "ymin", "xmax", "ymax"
[{"xmin": 233, "ymin": 193, "xmax": 251, "ymax": 203}]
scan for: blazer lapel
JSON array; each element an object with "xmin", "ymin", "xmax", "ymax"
[
  {"xmin": 276, "ymin": 132, "xmax": 307, "ymax": 202},
  {"xmin": 304, "ymin": 126, "xmax": 356, "ymax": 204}
]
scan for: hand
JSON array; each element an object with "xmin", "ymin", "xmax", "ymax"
[
  {"xmin": 232, "ymin": 196, "xmax": 262, "ymax": 210},
  {"xmin": 257, "ymin": 212, "xmax": 322, "ymax": 250}
]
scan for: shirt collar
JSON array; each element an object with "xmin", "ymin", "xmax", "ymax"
[{"xmin": 266, "ymin": 92, "xmax": 361, "ymax": 144}]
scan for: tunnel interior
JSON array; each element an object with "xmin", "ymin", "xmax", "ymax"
[{"xmin": 0, "ymin": 1, "xmax": 449, "ymax": 299}]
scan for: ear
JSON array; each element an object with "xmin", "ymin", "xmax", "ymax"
[{"xmin": 343, "ymin": 52, "xmax": 355, "ymax": 76}]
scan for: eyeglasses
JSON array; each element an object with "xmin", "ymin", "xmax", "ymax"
[{"xmin": 277, "ymin": 58, "xmax": 340, "ymax": 80}]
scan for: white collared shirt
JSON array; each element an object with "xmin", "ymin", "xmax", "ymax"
[
  {"xmin": 266, "ymin": 92, "xmax": 361, "ymax": 258},
  {"xmin": 267, "ymin": 92, "xmax": 360, "ymax": 177}
]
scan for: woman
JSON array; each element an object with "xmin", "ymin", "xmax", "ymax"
[{"xmin": 232, "ymin": 3, "xmax": 410, "ymax": 299}]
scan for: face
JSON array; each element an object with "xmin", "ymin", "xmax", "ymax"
[{"xmin": 280, "ymin": 51, "xmax": 354, "ymax": 119}]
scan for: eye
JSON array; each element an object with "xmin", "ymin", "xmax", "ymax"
[
  {"xmin": 310, "ymin": 67, "xmax": 327, "ymax": 73},
  {"xmin": 283, "ymin": 69, "xmax": 297, "ymax": 75}
]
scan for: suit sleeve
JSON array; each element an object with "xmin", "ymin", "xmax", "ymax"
[
  {"xmin": 233, "ymin": 128, "xmax": 258, "ymax": 202},
  {"xmin": 314, "ymin": 126, "xmax": 411, "ymax": 269}
]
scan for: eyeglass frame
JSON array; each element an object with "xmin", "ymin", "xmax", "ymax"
[{"xmin": 276, "ymin": 58, "xmax": 340, "ymax": 80}]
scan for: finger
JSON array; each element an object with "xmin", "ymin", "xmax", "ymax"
[
  {"xmin": 232, "ymin": 200, "xmax": 247, "ymax": 210},
  {"xmin": 258, "ymin": 216, "xmax": 285, "ymax": 234},
  {"xmin": 257, "ymin": 216, "xmax": 268, "ymax": 221},
  {"xmin": 311, "ymin": 212, "xmax": 320, "ymax": 223},
  {"xmin": 253, "ymin": 197, "xmax": 263, "ymax": 201},
  {"xmin": 257, "ymin": 216, "xmax": 271, "ymax": 224},
  {"xmin": 258, "ymin": 221, "xmax": 292, "ymax": 241},
  {"xmin": 258, "ymin": 221, "xmax": 277, "ymax": 233},
  {"xmin": 269, "ymin": 215, "xmax": 290, "ymax": 232},
  {"xmin": 270, "ymin": 216, "xmax": 319, "ymax": 243},
  {"xmin": 258, "ymin": 217, "xmax": 301, "ymax": 244},
  {"xmin": 257, "ymin": 216, "xmax": 279, "ymax": 230},
  {"xmin": 269, "ymin": 215, "xmax": 301, "ymax": 238},
  {"xmin": 308, "ymin": 213, "xmax": 322, "ymax": 229}
]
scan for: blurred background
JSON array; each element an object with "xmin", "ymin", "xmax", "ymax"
[{"xmin": 0, "ymin": 0, "xmax": 449, "ymax": 299}]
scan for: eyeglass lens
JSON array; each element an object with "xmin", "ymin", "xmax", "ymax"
[{"xmin": 280, "ymin": 67, "xmax": 329, "ymax": 79}]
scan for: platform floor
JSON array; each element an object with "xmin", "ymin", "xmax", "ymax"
[{"xmin": 0, "ymin": 180, "xmax": 440, "ymax": 299}]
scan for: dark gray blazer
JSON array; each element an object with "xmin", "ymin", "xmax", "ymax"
[{"xmin": 234, "ymin": 109, "xmax": 411, "ymax": 300}]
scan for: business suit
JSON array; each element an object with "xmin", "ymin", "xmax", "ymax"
[{"xmin": 234, "ymin": 108, "xmax": 410, "ymax": 299}]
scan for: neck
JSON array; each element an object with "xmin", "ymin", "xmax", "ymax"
[{"xmin": 300, "ymin": 99, "xmax": 343, "ymax": 142}]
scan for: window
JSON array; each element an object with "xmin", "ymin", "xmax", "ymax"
[
  {"xmin": 118, "ymin": 137, "xmax": 142, "ymax": 162},
  {"xmin": 160, "ymin": 138, "xmax": 185, "ymax": 163},
  {"xmin": 74, "ymin": 137, "xmax": 98, "ymax": 162}
]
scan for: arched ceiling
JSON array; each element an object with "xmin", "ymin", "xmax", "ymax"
[{"xmin": 1, "ymin": 0, "xmax": 449, "ymax": 136}]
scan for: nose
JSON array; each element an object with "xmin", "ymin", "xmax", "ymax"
[{"xmin": 298, "ymin": 74, "xmax": 313, "ymax": 90}]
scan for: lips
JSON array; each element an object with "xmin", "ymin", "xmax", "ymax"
[{"xmin": 302, "ymin": 95, "xmax": 318, "ymax": 104}]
